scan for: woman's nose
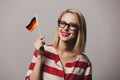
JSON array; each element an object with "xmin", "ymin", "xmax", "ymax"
[{"xmin": 64, "ymin": 25, "xmax": 69, "ymax": 30}]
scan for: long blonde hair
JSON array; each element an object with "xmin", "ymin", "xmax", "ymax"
[{"xmin": 52, "ymin": 9, "xmax": 87, "ymax": 54}]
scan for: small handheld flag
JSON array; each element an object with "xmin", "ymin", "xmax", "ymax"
[{"xmin": 26, "ymin": 17, "xmax": 38, "ymax": 32}]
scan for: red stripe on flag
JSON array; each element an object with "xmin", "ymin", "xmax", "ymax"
[{"xmin": 27, "ymin": 20, "xmax": 37, "ymax": 30}]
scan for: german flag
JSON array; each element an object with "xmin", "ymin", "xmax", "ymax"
[{"xmin": 26, "ymin": 17, "xmax": 38, "ymax": 32}]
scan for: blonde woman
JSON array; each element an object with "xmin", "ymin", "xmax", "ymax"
[{"xmin": 26, "ymin": 9, "xmax": 92, "ymax": 80}]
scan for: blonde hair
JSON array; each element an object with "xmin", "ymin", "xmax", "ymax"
[{"xmin": 52, "ymin": 9, "xmax": 87, "ymax": 54}]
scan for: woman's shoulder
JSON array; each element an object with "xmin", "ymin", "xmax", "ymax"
[
  {"xmin": 79, "ymin": 53, "xmax": 91, "ymax": 64},
  {"xmin": 44, "ymin": 43, "xmax": 53, "ymax": 50},
  {"xmin": 44, "ymin": 44, "xmax": 57, "ymax": 54}
]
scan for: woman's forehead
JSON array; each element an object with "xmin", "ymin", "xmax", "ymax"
[{"xmin": 61, "ymin": 13, "xmax": 78, "ymax": 23}]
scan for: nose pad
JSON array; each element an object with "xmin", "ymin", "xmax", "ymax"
[{"xmin": 64, "ymin": 25, "xmax": 69, "ymax": 30}]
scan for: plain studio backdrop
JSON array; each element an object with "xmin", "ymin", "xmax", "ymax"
[{"xmin": 0, "ymin": 0, "xmax": 120, "ymax": 80}]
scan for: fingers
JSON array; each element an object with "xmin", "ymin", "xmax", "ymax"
[{"xmin": 34, "ymin": 36, "xmax": 45, "ymax": 51}]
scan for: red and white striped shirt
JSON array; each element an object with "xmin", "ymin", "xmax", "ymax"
[{"xmin": 25, "ymin": 45, "xmax": 92, "ymax": 80}]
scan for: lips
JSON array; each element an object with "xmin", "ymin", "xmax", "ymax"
[{"xmin": 61, "ymin": 32, "xmax": 70, "ymax": 37}]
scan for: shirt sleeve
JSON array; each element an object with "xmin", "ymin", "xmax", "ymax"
[
  {"xmin": 25, "ymin": 51, "xmax": 38, "ymax": 80},
  {"xmin": 83, "ymin": 62, "xmax": 92, "ymax": 80}
]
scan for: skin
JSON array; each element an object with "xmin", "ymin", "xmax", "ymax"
[
  {"xmin": 57, "ymin": 13, "xmax": 79, "ymax": 68},
  {"xmin": 30, "ymin": 13, "xmax": 80, "ymax": 80},
  {"xmin": 58, "ymin": 13, "xmax": 78, "ymax": 42}
]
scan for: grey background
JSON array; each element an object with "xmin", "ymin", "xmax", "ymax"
[{"xmin": 0, "ymin": 0, "xmax": 120, "ymax": 80}]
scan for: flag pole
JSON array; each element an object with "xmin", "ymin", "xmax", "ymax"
[{"xmin": 35, "ymin": 14, "xmax": 41, "ymax": 36}]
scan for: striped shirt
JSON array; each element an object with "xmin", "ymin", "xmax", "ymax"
[{"xmin": 25, "ymin": 45, "xmax": 92, "ymax": 80}]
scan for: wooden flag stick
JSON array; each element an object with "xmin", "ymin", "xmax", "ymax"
[{"xmin": 35, "ymin": 14, "xmax": 41, "ymax": 36}]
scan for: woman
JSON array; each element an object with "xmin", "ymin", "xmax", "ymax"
[{"xmin": 25, "ymin": 9, "xmax": 92, "ymax": 80}]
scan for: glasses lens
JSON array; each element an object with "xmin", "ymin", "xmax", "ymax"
[
  {"xmin": 69, "ymin": 24, "xmax": 78, "ymax": 30},
  {"xmin": 59, "ymin": 21, "xmax": 66, "ymax": 28}
]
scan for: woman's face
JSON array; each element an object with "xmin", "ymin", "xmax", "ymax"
[{"xmin": 58, "ymin": 13, "xmax": 79, "ymax": 42}]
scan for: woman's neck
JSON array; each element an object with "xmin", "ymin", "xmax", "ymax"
[{"xmin": 57, "ymin": 40, "xmax": 75, "ymax": 53}]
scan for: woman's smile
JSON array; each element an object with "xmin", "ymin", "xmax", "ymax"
[{"xmin": 61, "ymin": 31, "xmax": 70, "ymax": 37}]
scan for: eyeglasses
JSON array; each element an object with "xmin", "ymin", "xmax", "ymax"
[{"xmin": 58, "ymin": 20, "xmax": 79, "ymax": 31}]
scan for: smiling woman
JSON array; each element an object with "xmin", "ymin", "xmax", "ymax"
[{"xmin": 25, "ymin": 9, "xmax": 92, "ymax": 80}]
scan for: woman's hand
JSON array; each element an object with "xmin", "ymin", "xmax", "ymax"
[{"xmin": 34, "ymin": 36, "xmax": 45, "ymax": 56}]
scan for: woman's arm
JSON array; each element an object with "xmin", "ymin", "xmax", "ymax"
[
  {"xmin": 84, "ymin": 62, "xmax": 92, "ymax": 80},
  {"xmin": 30, "ymin": 55, "xmax": 43, "ymax": 80},
  {"xmin": 29, "ymin": 37, "xmax": 45, "ymax": 80}
]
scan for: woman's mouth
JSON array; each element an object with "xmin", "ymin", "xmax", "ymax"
[{"xmin": 61, "ymin": 32, "xmax": 70, "ymax": 37}]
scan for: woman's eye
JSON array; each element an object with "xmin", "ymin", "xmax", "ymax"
[
  {"xmin": 61, "ymin": 22, "xmax": 66, "ymax": 25},
  {"xmin": 70, "ymin": 24, "xmax": 76, "ymax": 27}
]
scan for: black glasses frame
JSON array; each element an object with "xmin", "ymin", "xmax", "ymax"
[{"xmin": 58, "ymin": 20, "xmax": 79, "ymax": 31}]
